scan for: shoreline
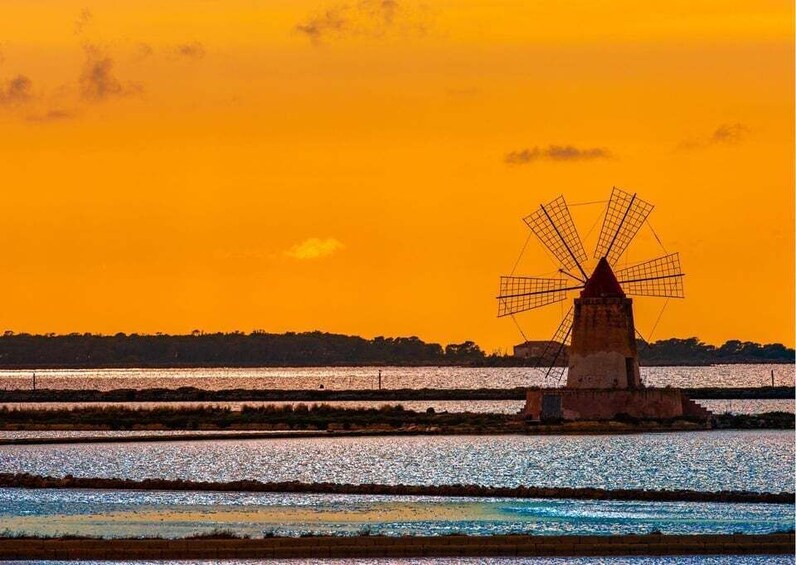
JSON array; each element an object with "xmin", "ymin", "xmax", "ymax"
[
  {"xmin": 0, "ymin": 405, "xmax": 792, "ymax": 435},
  {"xmin": 0, "ymin": 423, "xmax": 737, "ymax": 440},
  {"xmin": 0, "ymin": 533, "xmax": 792, "ymax": 559},
  {"xmin": 2, "ymin": 472, "xmax": 792, "ymax": 504},
  {"xmin": 2, "ymin": 385, "xmax": 793, "ymax": 402}
]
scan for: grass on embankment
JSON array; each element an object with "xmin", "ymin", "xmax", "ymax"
[
  {"xmin": 0, "ymin": 404, "xmax": 508, "ymax": 432},
  {"xmin": 2, "ymin": 472, "xmax": 791, "ymax": 504},
  {"xmin": 0, "ymin": 403, "xmax": 792, "ymax": 432},
  {"xmin": 0, "ymin": 532, "xmax": 793, "ymax": 559}
]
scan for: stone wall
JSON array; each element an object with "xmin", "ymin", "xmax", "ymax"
[
  {"xmin": 567, "ymin": 297, "xmax": 641, "ymax": 389},
  {"xmin": 525, "ymin": 388, "xmax": 711, "ymax": 422}
]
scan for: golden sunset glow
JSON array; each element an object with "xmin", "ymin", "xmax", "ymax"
[{"xmin": 0, "ymin": 0, "xmax": 792, "ymax": 351}]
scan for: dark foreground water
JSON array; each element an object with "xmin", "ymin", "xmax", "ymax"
[
  {"xmin": 3, "ymin": 558, "xmax": 794, "ymax": 565},
  {"xmin": 2, "ymin": 488, "xmax": 792, "ymax": 539},
  {"xmin": 0, "ymin": 364, "xmax": 792, "ymax": 390},
  {"xmin": 0, "ymin": 431, "xmax": 792, "ymax": 493}
]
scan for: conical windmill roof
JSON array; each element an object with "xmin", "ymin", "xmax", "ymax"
[{"xmin": 581, "ymin": 257, "xmax": 626, "ymax": 298}]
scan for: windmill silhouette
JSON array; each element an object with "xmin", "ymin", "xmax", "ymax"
[{"xmin": 497, "ymin": 187, "xmax": 685, "ymax": 390}]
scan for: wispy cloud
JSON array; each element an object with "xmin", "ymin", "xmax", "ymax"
[
  {"xmin": 0, "ymin": 75, "xmax": 76, "ymax": 123},
  {"xmin": 135, "ymin": 43, "xmax": 154, "ymax": 60},
  {"xmin": 1, "ymin": 11, "xmax": 209, "ymax": 123},
  {"xmin": 74, "ymin": 8, "xmax": 93, "ymax": 35},
  {"xmin": 0, "ymin": 75, "xmax": 33, "ymax": 105},
  {"xmin": 2, "ymin": 45, "xmax": 142, "ymax": 123},
  {"xmin": 26, "ymin": 109, "xmax": 76, "ymax": 123},
  {"xmin": 296, "ymin": 9, "xmax": 348, "ymax": 44},
  {"xmin": 80, "ymin": 44, "xmax": 142, "ymax": 102},
  {"xmin": 174, "ymin": 41, "xmax": 206, "ymax": 60},
  {"xmin": 296, "ymin": 0, "xmax": 427, "ymax": 45},
  {"xmin": 709, "ymin": 123, "xmax": 749, "ymax": 145},
  {"xmin": 285, "ymin": 237, "xmax": 345, "ymax": 260},
  {"xmin": 677, "ymin": 122, "xmax": 750, "ymax": 151},
  {"xmin": 505, "ymin": 145, "xmax": 613, "ymax": 165}
]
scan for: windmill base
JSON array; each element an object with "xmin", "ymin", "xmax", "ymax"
[{"xmin": 525, "ymin": 388, "xmax": 711, "ymax": 422}]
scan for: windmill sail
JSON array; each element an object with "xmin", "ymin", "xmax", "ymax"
[
  {"xmin": 616, "ymin": 252, "xmax": 685, "ymax": 298},
  {"xmin": 524, "ymin": 196, "xmax": 588, "ymax": 278},
  {"xmin": 593, "ymin": 187, "xmax": 654, "ymax": 265},
  {"xmin": 497, "ymin": 276, "xmax": 581, "ymax": 317},
  {"xmin": 534, "ymin": 306, "xmax": 574, "ymax": 385},
  {"xmin": 498, "ymin": 188, "xmax": 685, "ymax": 393}
]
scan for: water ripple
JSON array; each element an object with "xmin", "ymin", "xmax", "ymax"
[
  {"xmin": 0, "ymin": 364, "xmax": 792, "ymax": 391},
  {"xmin": 0, "ymin": 431, "xmax": 791, "ymax": 492}
]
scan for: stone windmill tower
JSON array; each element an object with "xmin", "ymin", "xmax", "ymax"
[
  {"xmin": 568, "ymin": 256, "xmax": 642, "ymax": 390},
  {"xmin": 497, "ymin": 188, "xmax": 708, "ymax": 422}
]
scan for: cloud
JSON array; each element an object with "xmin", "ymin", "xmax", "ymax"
[
  {"xmin": 174, "ymin": 41, "xmax": 206, "ymax": 60},
  {"xmin": 285, "ymin": 237, "xmax": 345, "ymax": 260},
  {"xmin": 296, "ymin": 0, "xmax": 427, "ymax": 45},
  {"xmin": 505, "ymin": 145, "xmax": 613, "ymax": 165},
  {"xmin": 74, "ymin": 8, "xmax": 93, "ymax": 35},
  {"xmin": 296, "ymin": 9, "xmax": 348, "ymax": 44},
  {"xmin": 677, "ymin": 122, "xmax": 750, "ymax": 151},
  {"xmin": 26, "ymin": 109, "xmax": 76, "ymax": 123},
  {"xmin": 135, "ymin": 43, "xmax": 154, "ymax": 60},
  {"xmin": 80, "ymin": 44, "xmax": 142, "ymax": 102},
  {"xmin": 0, "ymin": 74, "xmax": 33, "ymax": 105},
  {"xmin": 709, "ymin": 123, "xmax": 749, "ymax": 145},
  {"xmin": 1, "ymin": 76, "xmax": 77, "ymax": 123}
]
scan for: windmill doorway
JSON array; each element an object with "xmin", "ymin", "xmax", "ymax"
[
  {"xmin": 541, "ymin": 393, "xmax": 563, "ymax": 421},
  {"xmin": 626, "ymin": 357, "xmax": 636, "ymax": 388}
]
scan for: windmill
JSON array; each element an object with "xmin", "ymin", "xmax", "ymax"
[{"xmin": 497, "ymin": 187, "xmax": 685, "ymax": 392}]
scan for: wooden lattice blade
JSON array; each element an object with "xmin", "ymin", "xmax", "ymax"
[
  {"xmin": 496, "ymin": 276, "xmax": 582, "ymax": 317},
  {"xmin": 593, "ymin": 187, "xmax": 654, "ymax": 265},
  {"xmin": 615, "ymin": 252, "xmax": 685, "ymax": 298},
  {"xmin": 524, "ymin": 195, "xmax": 588, "ymax": 277},
  {"xmin": 535, "ymin": 306, "xmax": 574, "ymax": 385}
]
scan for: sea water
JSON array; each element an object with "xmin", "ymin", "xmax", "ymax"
[
  {"xmin": 3, "ymin": 558, "xmax": 794, "ymax": 565},
  {"xmin": 0, "ymin": 364, "xmax": 792, "ymax": 391},
  {"xmin": 0, "ymin": 431, "xmax": 792, "ymax": 493},
  {"xmin": 1, "ymin": 488, "xmax": 792, "ymax": 539}
]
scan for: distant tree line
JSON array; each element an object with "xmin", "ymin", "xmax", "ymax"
[
  {"xmin": 0, "ymin": 331, "xmax": 791, "ymax": 368},
  {"xmin": 0, "ymin": 331, "xmax": 485, "ymax": 368},
  {"xmin": 637, "ymin": 337, "xmax": 794, "ymax": 366}
]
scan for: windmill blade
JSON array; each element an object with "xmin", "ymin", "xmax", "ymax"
[
  {"xmin": 524, "ymin": 196, "xmax": 589, "ymax": 279},
  {"xmin": 616, "ymin": 252, "xmax": 685, "ymax": 298},
  {"xmin": 534, "ymin": 306, "xmax": 574, "ymax": 385},
  {"xmin": 497, "ymin": 276, "xmax": 582, "ymax": 317},
  {"xmin": 593, "ymin": 187, "xmax": 654, "ymax": 265}
]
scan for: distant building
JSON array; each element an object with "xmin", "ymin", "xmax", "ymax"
[{"xmin": 513, "ymin": 341, "xmax": 567, "ymax": 360}]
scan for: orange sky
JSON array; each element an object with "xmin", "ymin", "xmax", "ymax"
[{"xmin": 0, "ymin": 0, "xmax": 793, "ymax": 351}]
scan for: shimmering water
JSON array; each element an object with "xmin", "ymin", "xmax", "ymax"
[
  {"xmin": 5, "ymin": 558, "xmax": 794, "ymax": 565},
  {"xmin": 698, "ymin": 399, "xmax": 794, "ymax": 415},
  {"xmin": 1, "ymin": 432, "xmax": 792, "ymax": 493},
  {"xmin": 1, "ymin": 398, "xmax": 792, "ymax": 414},
  {"xmin": 0, "ymin": 430, "xmax": 314, "ymax": 440},
  {"xmin": 2, "ymin": 488, "xmax": 792, "ymax": 539},
  {"xmin": 1, "ymin": 364, "xmax": 792, "ymax": 391}
]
